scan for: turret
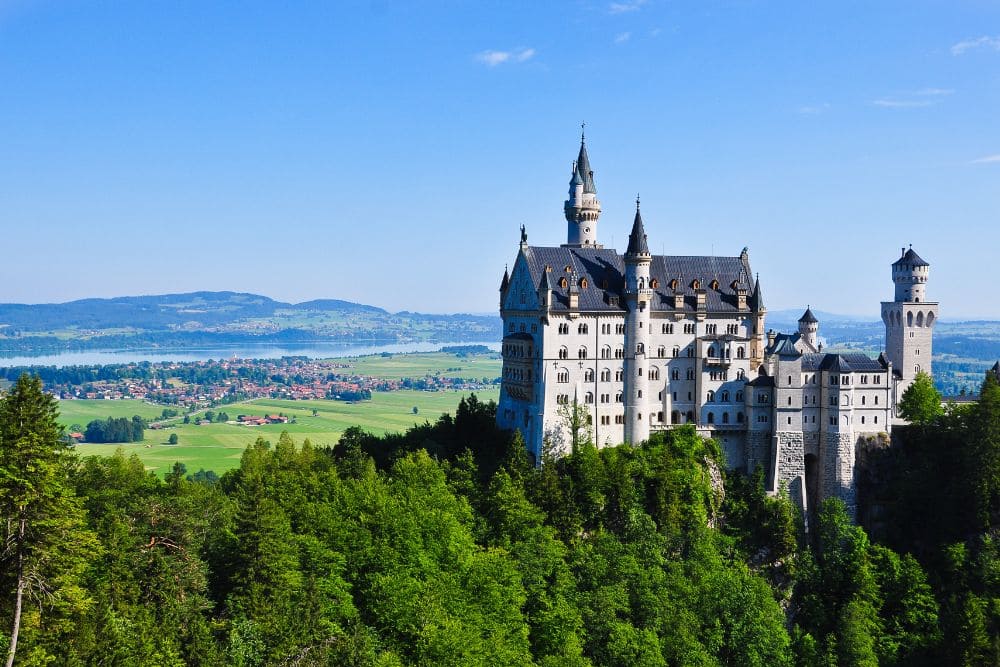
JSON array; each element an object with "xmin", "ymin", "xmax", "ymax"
[
  {"xmin": 623, "ymin": 198, "xmax": 652, "ymax": 445},
  {"xmin": 563, "ymin": 128, "xmax": 602, "ymax": 248},
  {"xmin": 749, "ymin": 273, "xmax": 767, "ymax": 367},
  {"xmin": 881, "ymin": 245, "xmax": 939, "ymax": 406},
  {"xmin": 538, "ymin": 269, "xmax": 552, "ymax": 310},
  {"xmin": 892, "ymin": 246, "xmax": 930, "ymax": 303},
  {"xmin": 798, "ymin": 306, "xmax": 819, "ymax": 350}
]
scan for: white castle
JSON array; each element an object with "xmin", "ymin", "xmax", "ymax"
[{"xmin": 496, "ymin": 133, "xmax": 939, "ymax": 515}]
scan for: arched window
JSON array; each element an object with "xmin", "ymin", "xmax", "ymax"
[
  {"xmin": 558, "ymin": 346, "xmax": 568, "ymax": 360},
  {"xmin": 578, "ymin": 346, "xmax": 588, "ymax": 359},
  {"xmin": 601, "ymin": 345, "xmax": 611, "ymax": 359},
  {"xmin": 578, "ymin": 323, "xmax": 588, "ymax": 334},
  {"xmin": 585, "ymin": 392, "xmax": 594, "ymax": 404},
  {"xmin": 707, "ymin": 412, "xmax": 715, "ymax": 424},
  {"xmin": 736, "ymin": 391, "xmax": 743, "ymax": 401},
  {"xmin": 686, "ymin": 369, "xmax": 695, "ymax": 380},
  {"xmin": 658, "ymin": 346, "xmax": 666, "ymax": 357},
  {"xmin": 736, "ymin": 369, "xmax": 745, "ymax": 380},
  {"xmin": 584, "ymin": 369, "xmax": 594, "ymax": 382},
  {"xmin": 559, "ymin": 277, "xmax": 568, "ymax": 289},
  {"xmin": 722, "ymin": 412, "xmax": 729, "ymax": 424},
  {"xmin": 649, "ymin": 366, "xmax": 660, "ymax": 381},
  {"xmin": 672, "ymin": 346, "xmax": 680, "ymax": 357},
  {"xmin": 671, "ymin": 410, "xmax": 680, "ymax": 424},
  {"xmin": 686, "ymin": 410, "xmax": 695, "ymax": 423},
  {"xmin": 692, "ymin": 279, "xmax": 701, "ymax": 289},
  {"xmin": 707, "ymin": 390, "xmax": 715, "ymax": 402},
  {"xmin": 927, "ymin": 312, "xmax": 935, "ymax": 327},
  {"xmin": 710, "ymin": 279, "xmax": 719, "ymax": 290},
  {"xmin": 907, "ymin": 311, "xmax": 914, "ymax": 326},
  {"xmin": 580, "ymin": 277, "xmax": 588, "ymax": 289},
  {"xmin": 737, "ymin": 346, "xmax": 745, "ymax": 359},
  {"xmin": 916, "ymin": 311, "xmax": 924, "ymax": 327},
  {"xmin": 721, "ymin": 391, "xmax": 729, "ymax": 402},
  {"xmin": 637, "ymin": 343, "xmax": 645, "ymax": 354},
  {"xmin": 671, "ymin": 369, "xmax": 680, "ymax": 380},
  {"xmin": 670, "ymin": 279, "xmax": 679, "ymax": 290},
  {"xmin": 650, "ymin": 278, "xmax": 659, "ymax": 289},
  {"xmin": 708, "ymin": 345, "xmax": 716, "ymax": 358},
  {"xmin": 737, "ymin": 412, "xmax": 745, "ymax": 423}
]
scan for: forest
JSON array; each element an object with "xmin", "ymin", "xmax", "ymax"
[{"xmin": 1, "ymin": 372, "xmax": 1000, "ymax": 666}]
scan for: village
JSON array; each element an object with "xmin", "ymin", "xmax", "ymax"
[{"xmin": 13, "ymin": 353, "xmax": 500, "ymax": 410}]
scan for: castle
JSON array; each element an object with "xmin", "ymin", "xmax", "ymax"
[{"xmin": 496, "ymin": 133, "xmax": 939, "ymax": 516}]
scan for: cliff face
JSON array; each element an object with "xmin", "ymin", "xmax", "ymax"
[{"xmin": 854, "ymin": 431, "xmax": 896, "ymax": 541}]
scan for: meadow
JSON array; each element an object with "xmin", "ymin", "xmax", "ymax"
[{"xmin": 66, "ymin": 388, "xmax": 499, "ymax": 477}]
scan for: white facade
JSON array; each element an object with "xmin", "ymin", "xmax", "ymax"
[{"xmin": 497, "ymin": 137, "xmax": 932, "ymax": 517}]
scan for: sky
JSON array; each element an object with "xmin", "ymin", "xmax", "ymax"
[{"xmin": 1, "ymin": 1, "xmax": 998, "ymax": 318}]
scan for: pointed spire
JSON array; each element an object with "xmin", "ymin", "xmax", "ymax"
[
  {"xmin": 625, "ymin": 195, "xmax": 649, "ymax": 256},
  {"xmin": 500, "ymin": 265, "xmax": 509, "ymax": 292},
  {"xmin": 539, "ymin": 269, "xmax": 551, "ymax": 290},
  {"xmin": 751, "ymin": 272, "xmax": 765, "ymax": 310},
  {"xmin": 799, "ymin": 306, "xmax": 818, "ymax": 323},
  {"xmin": 576, "ymin": 132, "xmax": 596, "ymax": 194}
]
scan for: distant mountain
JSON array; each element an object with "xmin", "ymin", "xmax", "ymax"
[
  {"xmin": 766, "ymin": 308, "xmax": 879, "ymax": 327},
  {"xmin": 0, "ymin": 292, "xmax": 501, "ymax": 354}
]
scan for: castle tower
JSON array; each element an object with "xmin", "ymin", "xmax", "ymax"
[
  {"xmin": 798, "ymin": 306, "xmax": 819, "ymax": 350},
  {"xmin": 623, "ymin": 198, "xmax": 652, "ymax": 444},
  {"xmin": 749, "ymin": 274, "xmax": 767, "ymax": 368},
  {"xmin": 881, "ymin": 246, "xmax": 939, "ymax": 404},
  {"xmin": 563, "ymin": 129, "xmax": 602, "ymax": 248}
]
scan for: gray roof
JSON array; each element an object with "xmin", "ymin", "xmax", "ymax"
[
  {"xmin": 576, "ymin": 139, "xmax": 596, "ymax": 194},
  {"xmin": 500, "ymin": 266, "xmax": 509, "ymax": 292},
  {"xmin": 801, "ymin": 352, "xmax": 887, "ymax": 373},
  {"xmin": 799, "ymin": 307, "xmax": 818, "ymax": 323},
  {"xmin": 521, "ymin": 245, "xmax": 754, "ymax": 313},
  {"xmin": 766, "ymin": 332, "xmax": 801, "ymax": 356},
  {"xmin": 772, "ymin": 337, "xmax": 801, "ymax": 358},
  {"xmin": 625, "ymin": 206, "xmax": 650, "ymax": 256},
  {"xmin": 893, "ymin": 247, "xmax": 929, "ymax": 267}
]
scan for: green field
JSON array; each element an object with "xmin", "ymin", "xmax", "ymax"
[{"xmin": 68, "ymin": 388, "xmax": 499, "ymax": 477}]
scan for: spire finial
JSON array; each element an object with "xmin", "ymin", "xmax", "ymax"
[
  {"xmin": 581, "ymin": 121, "xmax": 586, "ymax": 142},
  {"xmin": 636, "ymin": 193, "xmax": 640, "ymax": 210}
]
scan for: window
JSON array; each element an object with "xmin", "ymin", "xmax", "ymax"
[
  {"xmin": 557, "ymin": 394, "xmax": 569, "ymax": 405},
  {"xmin": 672, "ymin": 346, "xmax": 680, "ymax": 357},
  {"xmin": 737, "ymin": 346, "xmax": 745, "ymax": 359},
  {"xmin": 787, "ymin": 396, "xmax": 792, "ymax": 406},
  {"xmin": 861, "ymin": 415, "xmax": 866, "ymax": 424},
  {"xmin": 671, "ymin": 369, "xmax": 680, "ymax": 380},
  {"xmin": 600, "ymin": 369, "xmax": 611, "ymax": 382},
  {"xmin": 737, "ymin": 412, "xmax": 745, "ymax": 423},
  {"xmin": 874, "ymin": 395, "xmax": 879, "ymax": 405},
  {"xmin": 615, "ymin": 369, "xmax": 624, "ymax": 382},
  {"xmin": 861, "ymin": 395, "xmax": 866, "ymax": 405},
  {"xmin": 580, "ymin": 278, "xmax": 588, "ymax": 289},
  {"xmin": 615, "ymin": 392, "xmax": 623, "ymax": 403},
  {"xmin": 707, "ymin": 412, "xmax": 715, "ymax": 424},
  {"xmin": 662, "ymin": 323, "xmax": 674, "ymax": 334},
  {"xmin": 558, "ymin": 346, "xmax": 568, "ymax": 359},
  {"xmin": 578, "ymin": 346, "xmax": 588, "ymax": 359},
  {"xmin": 601, "ymin": 345, "xmax": 611, "ymax": 359},
  {"xmin": 584, "ymin": 369, "xmax": 594, "ymax": 382},
  {"xmin": 684, "ymin": 323, "xmax": 696, "ymax": 334},
  {"xmin": 615, "ymin": 347, "xmax": 624, "ymax": 359},
  {"xmin": 706, "ymin": 324, "xmax": 718, "ymax": 335},
  {"xmin": 557, "ymin": 370, "xmax": 569, "ymax": 383},
  {"xmin": 585, "ymin": 392, "xmax": 594, "ymax": 404},
  {"xmin": 686, "ymin": 369, "xmax": 695, "ymax": 380},
  {"xmin": 722, "ymin": 412, "xmax": 730, "ymax": 424},
  {"xmin": 707, "ymin": 390, "xmax": 715, "ymax": 402},
  {"xmin": 558, "ymin": 277, "xmax": 568, "ymax": 289},
  {"xmin": 657, "ymin": 346, "xmax": 666, "ymax": 357},
  {"xmin": 736, "ymin": 391, "xmax": 743, "ymax": 401},
  {"xmin": 636, "ymin": 343, "xmax": 644, "ymax": 354},
  {"xmin": 558, "ymin": 323, "xmax": 569, "ymax": 334},
  {"xmin": 578, "ymin": 323, "xmax": 588, "ymax": 334},
  {"xmin": 616, "ymin": 323, "xmax": 626, "ymax": 334},
  {"xmin": 651, "ymin": 278, "xmax": 659, "ymax": 289}
]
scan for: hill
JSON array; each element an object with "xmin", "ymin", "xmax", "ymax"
[{"xmin": 0, "ymin": 291, "xmax": 501, "ymax": 354}]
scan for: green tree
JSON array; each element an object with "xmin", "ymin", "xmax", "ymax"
[
  {"xmin": 897, "ymin": 371, "xmax": 943, "ymax": 424},
  {"xmin": 168, "ymin": 432, "xmax": 179, "ymax": 445},
  {"xmin": 0, "ymin": 374, "xmax": 98, "ymax": 666}
]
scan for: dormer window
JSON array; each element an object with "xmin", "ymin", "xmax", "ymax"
[
  {"xmin": 670, "ymin": 279, "xmax": 679, "ymax": 290},
  {"xmin": 564, "ymin": 265, "xmax": 572, "ymax": 273},
  {"xmin": 710, "ymin": 279, "xmax": 719, "ymax": 290},
  {"xmin": 692, "ymin": 279, "xmax": 701, "ymax": 290},
  {"xmin": 650, "ymin": 278, "xmax": 659, "ymax": 289},
  {"xmin": 558, "ymin": 277, "xmax": 568, "ymax": 289},
  {"xmin": 580, "ymin": 277, "xmax": 588, "ymax": 288}
]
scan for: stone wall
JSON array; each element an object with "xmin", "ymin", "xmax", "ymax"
[
  {"xmin": 745, "ymin": 431, "xmax": 772, "ymax": 478},
  {"xmin": 823, "ymin": 432, "xmax": 857, "ymax": 516},
  {"xmin": 775, "ymin": 431, "xmax": 805, "ymax": 510}
]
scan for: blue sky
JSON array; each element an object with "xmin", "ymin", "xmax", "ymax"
[{"xmin": 1, "ymin": 1, "xmax": 998, "ymax": 318}]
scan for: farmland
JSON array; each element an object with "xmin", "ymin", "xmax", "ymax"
[{"xmin": 63, "ymin": 388, "xmax": 499, "ymax": 477}]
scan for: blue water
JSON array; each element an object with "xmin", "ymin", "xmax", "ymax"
[{"xmin": 0, "ymin": 340, "xmax": 500, "ymax": 368}]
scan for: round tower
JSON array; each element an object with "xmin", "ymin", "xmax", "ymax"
[
  {"xmin": 563, "ymin": 129, "xmax": 602, "ymax": 248},
  {"xmin": 892, "ymin": 246, "xmax": 930, "ymax": 302},
  {"xmin": 798, "ymin": 306, "xmax": 819, "ymax": 350},
  {"xmin": 623, "ymin": 198, "xmax": 652, "ymax": 445}
]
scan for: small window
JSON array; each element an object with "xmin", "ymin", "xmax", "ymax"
[
  {"xmin": 650, "ymin": 278, "xmax": 659, "ymax": 289},
  {"xmin": 558, "ymin": 277, "xmax": 568, "ymax": 289},
  {"xmin": 710, "ymin": 279, "xmax": 719, "ymax": 290}
]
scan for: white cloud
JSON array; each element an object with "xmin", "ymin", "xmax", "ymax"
[
  {"xmin": 951, "ymin": 35, "xmax": 1000, "ymax": 55},
  {"xmin": 872, "ymin": 88, "xmax": 953, "ymax": 108},
  {"xmin": 873, "ymin": 98, "xmax": 934, "ymax": 108},
  {"xmin": 614, "ymin": 32, "xmax": 631, "ymax": 44},
  {"xmin": 796, "ymin": 103, "xmax": 830, "ymax": 115},
  {"xmin": 971, "ymin": 154, "xmax": 1000, "ymax": 164},
  {"xmin": 609, "ymin": 0, "xmax": 646, "ymax": 14},
  {"xmin": 475, "ymin": 47, "xmax": 536, "ymax": 67}
]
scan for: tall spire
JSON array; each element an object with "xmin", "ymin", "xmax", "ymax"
[
  {"xmin": 752, "ymin": 273, "xmax": 765, "ymax": 310},
  {"xmin": 625, "ymin": 195, "xmax": 649, "ymax": 256},
  {"xmin": 576, "ymin": 131, "xmax": 596, "ymax": 194},
  {"xmin": 563, "ymin": 128, "xmax": 602, "ymax": 248}
]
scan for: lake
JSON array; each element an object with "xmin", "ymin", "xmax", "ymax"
[{"xmin": 0, "ymin": 340, "xmax": 501, "ymax": 368}]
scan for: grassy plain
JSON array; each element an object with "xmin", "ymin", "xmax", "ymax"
[
  {"xmin": 338, "ymin": 351, "xmax": 501, "ymax": 380},
  {"xmin": 68, "ymin": 388, "xmax": 499, "ymax": 477}
]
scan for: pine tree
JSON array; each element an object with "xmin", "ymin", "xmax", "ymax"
[{"xmin": 0, "ymin": 374, "xmax": 97, "ymax": 666}]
